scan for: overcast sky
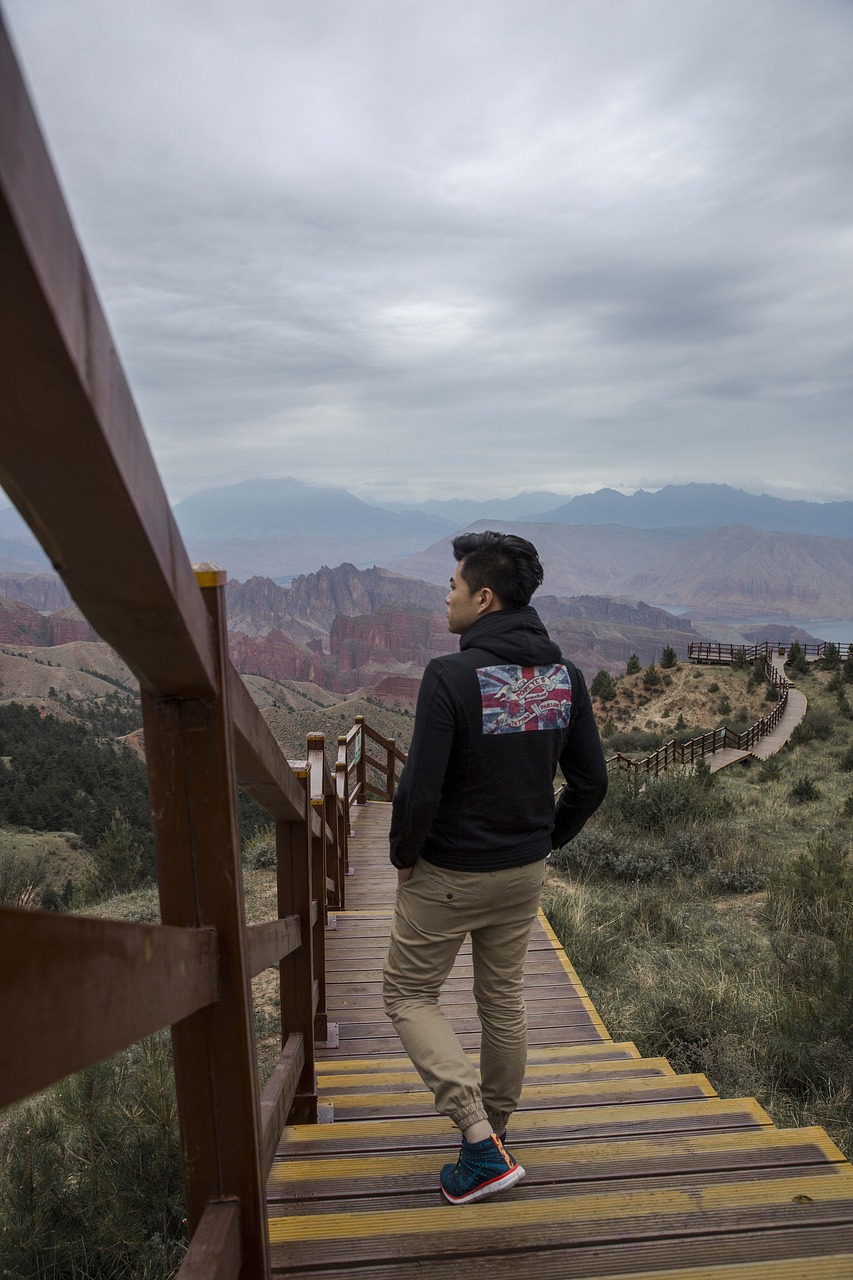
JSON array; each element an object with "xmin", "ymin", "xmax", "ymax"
[{"xmin": 4, "ymin": 0, "xmax": 853, "ymax": 506}]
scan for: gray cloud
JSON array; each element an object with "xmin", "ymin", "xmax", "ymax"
[{"xmin": 3, "ymin": 0, "xmax": 853, "ymax": 506}]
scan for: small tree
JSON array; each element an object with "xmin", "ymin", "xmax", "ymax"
[
  {"xmin": 818, "ymin": 641, "xmax": 840, "ymax": 671},
  {"xmin": 660, "ymin": 645, "xmax": 677, "ymax": 669},
  {"xmin": 642, "ymin": 664, "xmax": 661, "ymax": 688},
  {"xmin": 0, "ymin": 838, "xmax": 49, "ymax": 909},
  {"xmin": 86, "ymin": 809, "xmax": 143, "ymax": 898},
  {"xmin": 786, "ymin": 641, "xmax": 809, "ymax": 677},
  {"xmin": 626, "ymin": 653, "xmax": 641, "ymax": 675},
  {"xmin": 590, "ymin": 669, "xmax": 617, "ymax": 701}
]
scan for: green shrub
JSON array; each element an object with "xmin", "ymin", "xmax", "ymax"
[
  {"xmin": 790, "ymin": 707, "xmax": 834, "ymax": 745},
  {"xmin": 840, "ymin": 747, "xmax": 853, "ymax": 773},
  {"xmin": 0, "ymin": 838, "xmax": 49, "ymax": 908},
  {"xmin": 590, "ymin": 669, "xmax": 617, "ymax": 701},
  {"xmin": 626, "ymin": 654, "xmax": 641, "ymax": 675},
  {"xmin": 786, "ymin": 642, "xmax": 809, "ymax": 677},
  {"xmin": 642, "ymin": 664, "xmax": 661, "ymax": 688},
  {"xmin": 0, "ymin": 1037, "xmax": 185, "ymax": 1278},
  {"xmin": 708, "ymin": 682, "xmax": 719, "ymax": 694},
  {"xmin": 818, "ymin": 642, "xmax": 841, "ymax": 671},
  {"xmin": 788, "ymin": 775, "xmax": 822, "ymax": 804},
  {"xmin": 660, "ymin": 646, "xmax": 678, "ymax": 670},
  {"xmin": 244, "ymin": 823, "xmax": 276, "ymax": 870},
  {"xmin": 607, "ymin": 768, "xmax": 727, "ymax": 835}
]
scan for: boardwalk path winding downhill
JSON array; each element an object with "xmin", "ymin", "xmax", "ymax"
[{"xmin": 267, "ymin": 803, "xmax": 853, "ymax": 1278}]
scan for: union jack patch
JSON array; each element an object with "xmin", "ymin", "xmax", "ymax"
[{"xmin": 477, "ymin": 663, "xmax": 572, "ymax": 735}]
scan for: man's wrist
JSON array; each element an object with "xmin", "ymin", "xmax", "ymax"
[{"xmin": 397, "ymin": 865, "xmax": 414, "ymax": 884}]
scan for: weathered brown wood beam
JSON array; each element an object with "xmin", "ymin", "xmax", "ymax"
[
  {"xmin": 246, "ymin": 916, "xmax": 301, "ymax": 978},
  {"xmin": 259, "ymin": 1034, "xmax": 305, "ymax": 1175},
  {"xmin": 228, "ymin": 667, "xmax": 309, "ymax": 822},
  {"xmin": 175, "ymin": 1199, "xmax": 241, "ymax": 1280},
  {"xmin": 0, "ymin": 20, "xmax": 216, "ymax": 699},
  {"xmin": 0, "ymin": 907, "xmax": 218, "ymax": 1107}
]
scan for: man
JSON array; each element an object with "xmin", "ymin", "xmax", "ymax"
[{"xmin": 383, "ymin": 530, "xmax": 608, "ymax": 1204}]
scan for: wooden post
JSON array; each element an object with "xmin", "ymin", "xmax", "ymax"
[
  {"xmin": 354, "ymin": 715, "xmax": 367, "ymax": 804},
  {"xmin": 306, "ymin": 736, "xmax": 329, "ymax": 1044},
  {"xmin": 140, "ymin": 567, "xmax": 270, "ymax": 1276},
  {"xmin": 386, "ymin": 739, "xmax": 397, "ymax": 801},
  {"xmin": 277, "ymin": 773, "xmax": 318, "ymax": 1125}
]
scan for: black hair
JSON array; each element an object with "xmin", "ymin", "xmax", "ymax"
[{"xmin": 451, "ymin": 530, "xmax": 544, "ymax": 609}]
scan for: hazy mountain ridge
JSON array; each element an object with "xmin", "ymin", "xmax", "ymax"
[
  {"xmin": 530, "ymin": 483, "xmax": 853, "ymax": 537},
  {"xmin": 614, "ymin": 525, "xmax": 853, "ymax": 620}
]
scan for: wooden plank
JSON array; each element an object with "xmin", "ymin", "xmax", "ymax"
[
  {"xmin": 314, "ymin": 1043, "xmax": 642, "ymax": 1073},
  {"xmin": 229, "ymin": 668, "xmax": 309, "ymax": 823},
  {"xmin": 269, "ymin": 1226, "xmax": 853, "ymax": 1277},
  {"xmin": 317, "ymin": 1058, "xmax": 670, "ymax": 1093},
  {"xmin": 246, "ymin": 916, "xmax": 301, "ymax": 978},
  {"xmin": 260, "ymin": 1034, "xmax": 305, "ymax": 1176},
  {"xmin": 325, "ymin": 1073, "xmax": 716, "ymax": 1121},
  {"xmin": 141, "ymin": 576, "xmax": 270, "ymax": 1275},
  {"xmin": 268, "ymin": 1173, "xmax": 853, "ymax": 1268},
  {"xmin": 0, "ymin": 906, "xmax": 217, "ymax": 1107},
  {"xmin": 269, "ymin": 1127, "xmax": 847, "ymax": 1202},
  {"xmin": 278, "ymin": 1097, "xmax": 773, "ymax": 1157},
  {"xmin": 176, "ymin": 1199, "xmax": 241, "ymax": 1280}
]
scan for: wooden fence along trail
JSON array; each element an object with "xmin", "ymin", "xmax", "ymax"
[
  {"xmin": 2, "ymin": 17, "xmax": 853, "ymax": 1276},
  {"xmin": 606, "ymin": 644, "xmax": 816, "ymax": 778}
]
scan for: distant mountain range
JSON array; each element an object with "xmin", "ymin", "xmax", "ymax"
[
  {"xmin": 390, "ymin": 521, "xmax": 853, "ymax": 621},
  {"xmin": 393, "ymin": 483, "xmax": 853, "ymax": 538},
  {"xmin": 2, "ymin": 479, "xmax": 852, "ymax": 620}
]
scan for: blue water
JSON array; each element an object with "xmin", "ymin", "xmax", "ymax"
[{"xmin": 648, "ymin": 603, "xmax": 853, "ymax": 646}]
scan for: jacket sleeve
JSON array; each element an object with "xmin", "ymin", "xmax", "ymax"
[
  {"xmin": 552, "ymin": 666, "xmax": 609, "ymax": 848},
  {"xmin": 389, "ymin": 660, "xmax": 457, "ymax": 868}
]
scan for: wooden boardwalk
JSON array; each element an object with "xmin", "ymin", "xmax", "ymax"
[
  {"xmin": 750, "ymin": 656, "xmax": 809, "ymax": 760},
  {"xmin": 268, "ymin": 804, "xmax": 853, "ymax": 1277}
]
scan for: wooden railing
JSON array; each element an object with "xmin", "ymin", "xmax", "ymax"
[
  {"xmin": 688, "ymin": 639, "xmax": 850, "ymax": 663},
  {"xmin": 607, "ymin": 651, "xmax": 790, "ymax": 777},
  {"xmin": 0, "ymin": 20, "xmax": 402, "ymax": 1277}
]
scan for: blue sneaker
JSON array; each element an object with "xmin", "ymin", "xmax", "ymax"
[{"xmin": 440, "ymin": 1133, "xmax": 525, "ymax": 1205}]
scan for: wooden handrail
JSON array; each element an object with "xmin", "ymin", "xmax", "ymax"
[
  {"xmin": 0, "ymin": 909, "xmax": 218, "ymax": 1108},
  {"xmin": 0, "ymin": 19, "xmax": 409, "ymax": 1276}
]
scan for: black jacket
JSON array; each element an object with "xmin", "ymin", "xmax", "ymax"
[{"xmin": 389, "ymin": 606, "xmax": 608, "ymax": 871}]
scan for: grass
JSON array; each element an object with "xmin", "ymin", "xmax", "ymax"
[{"xmin": 545, "ymin": 661, "xmax": 853, "ymax": 1159}]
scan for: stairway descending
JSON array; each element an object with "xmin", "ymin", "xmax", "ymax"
[{"xmin": 268, "ymin": 804, "xmax": 853, "ymax": 1277}]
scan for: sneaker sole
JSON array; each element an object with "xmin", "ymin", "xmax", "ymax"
[{"xmin": 440, "ymin": 1162, "xmax": 526, "ymax": 1205}]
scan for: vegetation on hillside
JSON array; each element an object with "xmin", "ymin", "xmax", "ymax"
[{"xmin": 547, "ymin": 659, "xmax": 853, "ymax": 1160}]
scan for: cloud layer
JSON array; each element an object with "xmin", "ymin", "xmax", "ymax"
[{"xmin": 4, "ymin": 0, "xmax": 853, "ymax": 504}]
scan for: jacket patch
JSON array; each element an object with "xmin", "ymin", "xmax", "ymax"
[{"xmin": 477, "ymin": 663, "xmax": 572, "ymax": 735}]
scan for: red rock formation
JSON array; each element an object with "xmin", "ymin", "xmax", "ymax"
[
  {"xmin": 330, "ymin": 609, "xmax": 448, "ymax": 671},
  {"xmin": 229, "ymin": 629, "xmax": 337, "ymax": 688},
  {"xmin": 46, "ymin": 609, "xmax": 98, "ymax": 645},
  {"xmin": 0, "ymin": 598, "xmax": 49, "ymax": 645}
]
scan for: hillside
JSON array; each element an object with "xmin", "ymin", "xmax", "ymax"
[
  {"xmin": 613, "ymin": 525, "xmax": 853, "ymax": 620},
  {"xmin": 388, "ymin": 521, "xmax": 691, "ymax": 596}
]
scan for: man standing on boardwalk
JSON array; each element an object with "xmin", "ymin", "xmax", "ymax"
[{"xmin": 383, "ymin": 530, "xmax": 608, "ymax": 1203}]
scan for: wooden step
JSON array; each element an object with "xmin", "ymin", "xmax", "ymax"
[
  {"xmin": 318, "ymin": 1056, "xmax": 675, "ymax": 1098},
  {"xmin": 271, "ymin": 1230, "xmax": 853, "ymax": 1278},
  {"xmin": 269, "ymin": 1125, "xmax": 847, "ymax": 1203},
  {"xmin": 315, "ymin": 1041, "xmax": 642, "ymax": 1075},
  {"xmin": 324, "ymin": 1068, "xmax": 716, "ymax": 1121},
  {"xmin": 278, "ymin": 1095, "xmax": 773, "ymax": 1157},
  {"xmin": 268, "ymin": 1168, "xmax": 853, "ymax": 1271}
]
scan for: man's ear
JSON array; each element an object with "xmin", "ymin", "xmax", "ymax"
[{"xmin": 478, "ymin": 586, "xmax": 496, "ymax": 614}]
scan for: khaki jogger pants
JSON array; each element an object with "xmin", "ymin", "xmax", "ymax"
[{"xmin": 382, "ymin": 857, "xmax": 547, "ymax": 1134}]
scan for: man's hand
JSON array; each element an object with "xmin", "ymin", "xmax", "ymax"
[{"xmin": 397, "ymin": 866, "xmax": 414, "ymax": 885}]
